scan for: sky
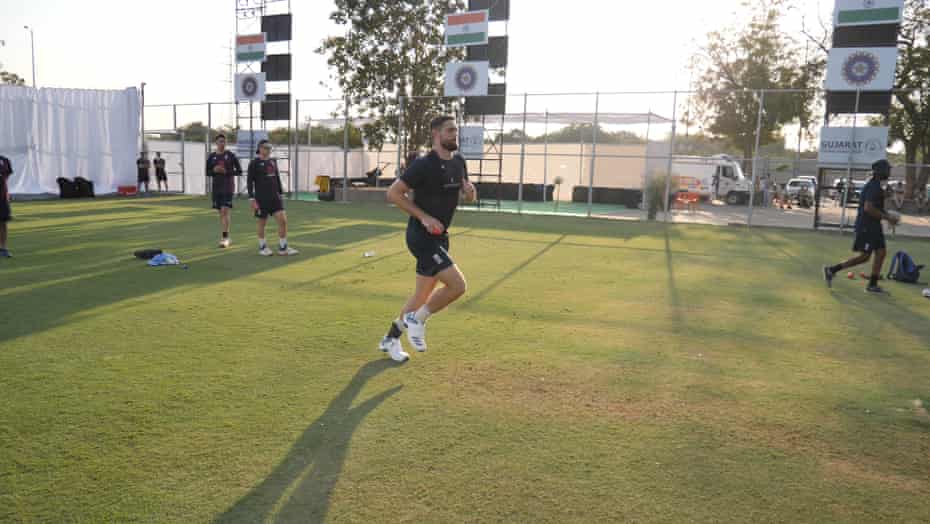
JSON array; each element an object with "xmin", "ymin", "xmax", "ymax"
[{"xmin": 0, "ymin": 0, "xmax": 835, "ymax": 130}]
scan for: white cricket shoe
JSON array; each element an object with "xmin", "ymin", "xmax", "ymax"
[
  {"xmin": 379, "ymin": 337, "xmax": 409, "ymax": 363},
  {"xmin": 278, "ymin": 247, "xmax": 299, "ymax": 256},
  {"xmin": 219, "ymin": 238, "xmax": 231, "ymax": 249},
  {"xmin": 259, "ymin": 247, "xmax": 274, "ymax": 256},
  {"xmin": 403, "ymin": 312, "xmax": 428, "ymax": 352}
]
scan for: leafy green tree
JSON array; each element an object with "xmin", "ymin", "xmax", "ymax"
[{"xmin": 317, "ymin": 0, "xmax": 466, "ymax": 152}]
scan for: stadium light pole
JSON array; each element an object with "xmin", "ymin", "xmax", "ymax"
[
  {"xmin": 140, "ymin": 82, "xmax": 147, "ymax": 152},
  {"xmin": 23, "ymin": 26, "xmax": 36, "ymax": 87}
]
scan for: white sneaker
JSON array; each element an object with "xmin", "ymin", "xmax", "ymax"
[
  {"xmin": 379, "ymin": 337, "xmax": 409, "ymax": 363},
  {"xmin": 259, "ymin": 247, "xmax": 274, "ymax": 256},
  {"xmin": 403, "ymin": 312, "xmax": 428, "ymax": 352},
  {"xmin": 219, "ymin": 238, "xmax": 231, "ymax": 248},
  {"xmin": 278, "ymin": 246, "xmax": 299, "ymax": 256}
]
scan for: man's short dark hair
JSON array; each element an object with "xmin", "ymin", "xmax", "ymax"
[
  {"xmin": 215, "ymin": 134, "xmax": 226, "ymax": 142},
  {"xmin": 257, "ymin": 139, "xmax": 271, "ymax": 154},
  {"xmin": 430, "ymin": 115, "xmax": 455, "ymax": 131}
]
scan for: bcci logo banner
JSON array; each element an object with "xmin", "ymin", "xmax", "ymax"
[
  {"xmin": 235, "ymin": 73, "xmax": 266, "ymax": 102},
  {"xmin": 826, "ymin": 47, "xmax": 898, "ymax": 91},
  {"xmin": 444, "ymin": 62, "xmax": 489, "ymax": 97},
  {"xmin": 842, "ymin": 51, "xmax": 880, "ymax": 87}
]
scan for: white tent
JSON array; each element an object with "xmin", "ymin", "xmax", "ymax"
[{"xmin": 0, "ymin": 85, "xmax": 140, "ymax": 195}]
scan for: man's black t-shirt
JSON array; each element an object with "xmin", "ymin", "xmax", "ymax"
[
  {"xmin": 400, "ymin": 150, "xmax": 468, "ymax": 234},
  {"xmin": 247, "ymin": 158, "xmax": 283, "ymax": 201},
  {"xmin": 137, "ymin": 157, "xmax": 150, "ymax": 174},
  {"xmin": 855, "ymin": 177, "xmax": 884, "ymax": 234},
  {"xmin": 154, "ymin": 157, "xmax": 166, "ymax": 174},
  {"xmin": 206, "ymin": 151, "xmax": 243, "ymax": 194},
  {"xmin": 0, "ymin": 155, "xmax": 13, "ymax": 198}
]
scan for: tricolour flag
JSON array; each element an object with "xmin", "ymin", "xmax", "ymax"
[
  {"xmin": 236, "ymin": 33, "xmax": 267, "ymax": 63},
  {"xmin": 834, "ymin": 0, "xmax": 903, "ymax": 27},
  {"xmin": 445, "ymin": 11, "xmax": 489, "ymax": 48}
]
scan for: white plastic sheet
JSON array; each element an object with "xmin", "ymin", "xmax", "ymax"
[{"xmin": 0, "ymin": 85, "xmax": 140, "ymax": 195}]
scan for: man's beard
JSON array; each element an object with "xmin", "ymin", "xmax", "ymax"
[{"xmin": 442, "ymin": 140, "xmax": 458, "ymax": 152}]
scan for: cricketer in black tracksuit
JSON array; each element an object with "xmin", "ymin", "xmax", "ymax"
[{"xmin": 247, "ymin": 157, "xmax": 284, "ymax": 218}]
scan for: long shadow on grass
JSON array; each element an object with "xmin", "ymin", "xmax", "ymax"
[
  {"xmin": 214, "ymin": 359, "xmax": 402, "ymax": 524},
  {"xmin": 664, "ymin": 227, "xmax": 684, "ymax": 327},
  {"xmin": 461, "ymin": 234, "xmax": 566, "ymax": 308},
  {"xmin": 0, "ymin": 218, "xmax": 397, "ymax": 344}
]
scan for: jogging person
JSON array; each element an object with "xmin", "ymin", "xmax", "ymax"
[
  {"xmin": 378, "ymin": 116, "xmax": 476, "ymax": 362},
  {"xmin": 136, "ymin": 152, "xmax": 151, "ymax": 193},
  {"xmin": 206, "ymin": 134, "xmax": 243, "ymax": 248},
  {"xmin": 248, "ymin": 140, "xmax": 298, "ymax": 257},
  {"xmin": 0, "ymin": 154, "xmax": 14, "ymax": 258},
  {"xmin": 154, "ymin": 152, "xmax": 168, "ymax": 192},
  {"xmin": 823, "ymin": 160, "xmax": 898, "ymax": 293}
]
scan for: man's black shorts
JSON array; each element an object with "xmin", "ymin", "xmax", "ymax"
[
  {"xmin": 137, "ymin": 172, "xmax": 150, "ymax": 183},
  {"xmin": 254, "ymin": 197, "xmax": 283, "ymax": 219},
  {"xmin": 853, "ymin": 229, "xmax": 886, "ymax": 253},
  {"xmin": 406, "ymin": 226, "xmax": 454, "ymax": 277},
  {"xmin": 0, "ymin": 199, "xmax": 10, "ymax": 223},
  {"xmin": 212, "ymin": 192, "xmax": 234, "ymax": 210},
  {"xmin": 156, "ymin": 170, "xmax": 167, "ymax": 181}
]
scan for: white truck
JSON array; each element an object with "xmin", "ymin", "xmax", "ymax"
[{"xmin": 665, "ymin": 154, "xmax": 753, "ymax": 205}]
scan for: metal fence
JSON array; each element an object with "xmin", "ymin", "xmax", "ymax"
[{"xmin": 143, "ymin": 88, "xmax": 930, "ymax": 237}]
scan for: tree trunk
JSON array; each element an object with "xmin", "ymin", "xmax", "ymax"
[
  {"xmin": 904, "ymin": 144, "xmax": 918, "ymax": 199},
  {"xmin": 918, "ymin": 144, "xmax": 930, "ymax": 199},
  {"xmin": 742, "ymin": 143, "xmax": 753, "ymax": 177}
]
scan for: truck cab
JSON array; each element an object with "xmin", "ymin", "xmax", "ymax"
[{"xmin": 670, "ymin": 154, "xmax": 751, "ymax": 205}]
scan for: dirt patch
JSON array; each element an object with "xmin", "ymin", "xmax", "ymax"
[
  {"xmin": 823, "ymin": 458, "xmax": 926, "ymax": 494},
  {"xmin": 443, "ymin": 361, "xmax": 687, "ymax": 422}
]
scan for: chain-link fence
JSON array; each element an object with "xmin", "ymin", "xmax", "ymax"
[{"xmin": 143, "ymin": 88, "xmax": 930, "ymax": 237}]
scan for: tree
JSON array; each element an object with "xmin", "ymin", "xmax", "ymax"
[
  {"xmin": 317, "ymin": 0, "xmax": 465, "ymax": 152},
  {"xmin": 0, "ymin": 63, "xmax": 26, "ymax": 86},
  {"xmin": 690, "ymin": 0, "xmax": 822, "ymax": 166},
  {"xmin": 889, "ymin": 0, "xmax": 930, "ymax": 199}
]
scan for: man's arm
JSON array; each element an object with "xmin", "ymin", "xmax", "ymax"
[
  {"xmin": 863, "ymin": 200, "xmax": 887, "ymax": 221},
  {"xmin": 387, "ymin": 179, "xmax": 444, "ymax": 234},
  {"xmin": 231, "ymin": 153, "xmax": 243, "ymax": 176},
  {"xmin": 460, "ymin": 159, "xmax": 476, "ymax": 203},
  {"xmin": 246, "ymin": 161, "xmax": 257, "ymax": 199},
  {"xmin": 205, "ymin": 156, "xmax": 214, "ymax": 177},
  {"xmin": 863, "ymin": 186, "xmax": 887, "ymax": 221}
]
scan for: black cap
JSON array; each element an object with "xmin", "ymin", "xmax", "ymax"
[{"xmin": 872, "ymin": 159, "xmax": 891, "ymax": 174}]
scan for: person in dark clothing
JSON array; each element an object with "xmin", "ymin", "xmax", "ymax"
[
  {"xmin": 206, "ymin": 134, "xmax": 243, "ymax": 248},
  {"xmin": 0, "ymin": 155, "xmax": 14, "ymax": 258},
  {"xmin": 823, "ymin": 160, "xmax": 899, "ymax": 293},
  {"xmin": 378, "ymin": 116, "xmax": 476, "ymax": 362},
  {"xmin": 154, "ymin": 152, "xmax": 168, "ymax": 192},
  {"xmin": 136, "ymin": 152, "xmax": 151, "ymax": 193},
  {"xmin": 248, "ymin": 140, "xmax": 297, "ymax": 257}
]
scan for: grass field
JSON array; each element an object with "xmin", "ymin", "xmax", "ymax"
[{"xmin": 1, "ymin": 196, "xmax": 929, "ymax": 523}]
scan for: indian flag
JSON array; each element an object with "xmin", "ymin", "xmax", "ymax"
[
  {"xmin": 835, "ymin": 0, "xmax": 903, "ymax": 27},
  {"xmin": 445, "ymin": 10, "xmax": 489, "ymax": 48},
  {"xmin": 236, "ymin": 33, "xmax": 266, "ymax": 63}
]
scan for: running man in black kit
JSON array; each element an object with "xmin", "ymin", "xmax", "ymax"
[
  {"xmin": 206, "ymin": 134, "xmax": 243, "ymax": 248},
  {"xmin": 379, "ymin": 116, "xmax": 477, "ymax": 362},
  {"xmin": 823, "ymin": 160, "xmax": 898, "ymax": 293},
  {"xmin": 248, "ymin": 140, "xmax": 298, "ymax": 257}
]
